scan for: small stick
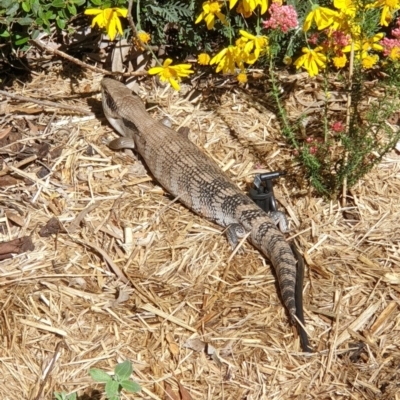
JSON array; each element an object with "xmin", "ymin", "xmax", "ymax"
[
  {"xmin": 33, "ymin": 341, "xmax": 64, "ymax": 400},
  {"xmin": 30, "ymin": 39, "xmax": 148, "ymax": 77},
  {"xmin": 0, "ymin": 154, "xmax": 38, "ymax": 177},
  {"xmin": 0, "ymin": 89, "xmax": 93, "ymax": 115}
]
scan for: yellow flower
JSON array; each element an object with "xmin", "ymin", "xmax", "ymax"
[
  {"xmin": 148, "ymin": 58, "xmax": 194, "ymax": 91},
  {"xmin": 333, "ymin": 54, "xmax": 347, "ymax": 68},
  {"xmin": 198, "ymin": 53, "xmax": 211, "ymax": 65},
  {"xmin": 237, "ymin": 72, "xmax": 248, "ymax": 83},
  {"xmin": 137, "ymin": 31, "xmax": 151, "ymax": 44},
  {"xmin": 303, "ymin": 6, "xmax": 339, "ymax": 32},
  {"xmin": 366, "ymin": 0, "xmax": 400, "ymax": 26},
  {"xmin": 195, "ymin": 0, "xmax": 227, "ymax": 30},
  {"xmin": 389, "ymin": 47, "xmax": 400, "ymax": 61},
  {"xmin": 85, "ymin": 7, "xmax": 128, "ymax": 41},
  {"xmin": 343, "ymin": 33, "xmax": 384, "ymax": 54},
  {"xmin": 294, "ymin": 46, "xmax": 327, "ymax": 77},
  {"xmin": 334, "ymin": 0, "xmax": 358, "ymax": 19},
  {"xmin": 361, "ymin": 54, "xmax": 379, "ymax": 68},
  {"xmin": 229, "ymin": 0, "xmax": 268, "ymax": 15},
  {"xmin": 238, "ymin": 30, "xmax": 268, "ymax": 64},
  {"xmin": 210, "ymin": 46, "xmax": 240, "ymax": 74},
  {"xmin": 363, "ymin": 33, "xmax": 384, "ymax": 52}
]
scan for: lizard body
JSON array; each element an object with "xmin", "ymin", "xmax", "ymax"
[{"xmin": 101, "ymin": 78, "xmax": 298, "ymax": 324}]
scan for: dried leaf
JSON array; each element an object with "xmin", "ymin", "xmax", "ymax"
[
  {"xmin": 6, "ymin": 211, "xmax": 24, "ymax": 227},
  {"xmin": 164, "ymin": 383, "xmax": 179, "ymax": 400},
  {"xmin": 39, "ymin": 217, "xmax": 62, "ymax": 237},
  {"xmin": 177, "ymin": 379, "xmax": 192, "ymax": 400},
  {"xmin": 183, "ymin": 337, "xmax": 207, "ymax": 352},
  {"xmin": 0, "ymin": 126, "xmax": 12, "ymax": 139}
]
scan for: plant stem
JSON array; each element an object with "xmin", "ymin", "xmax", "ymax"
[
  {"xmin": 268, "ymin": 58, "xmax": 299, "ymax": 150},
  {"xmin": 341, "ymin": 41, "xmax": 355, "ymax": 207}
]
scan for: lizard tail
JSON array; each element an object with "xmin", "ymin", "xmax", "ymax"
[
  {"xmin": 246, "ymin": 217, "xmax": 297, "ymax": 323},
  {"xmin": 269, "ymin": 243, "xmax": 297, "ymax": 324}
]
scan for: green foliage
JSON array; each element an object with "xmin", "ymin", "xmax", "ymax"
[
  {"xmin": 137, "ymin": 0, "xmax": 211, "ymax": 54},
  {"xmin": 89, "ymin": 360, "xmax": 141, "ymax": 400},
  {"xmin": 0, "ymin": 0, "xmax": 85, "ymax": 49},
  {"xmin": 270, "ymin": 58, "xmax": 400, "ymax": 198},
  {"xmin": 54, "ymin": 392, "xmax": 77, "ymax": 400}
]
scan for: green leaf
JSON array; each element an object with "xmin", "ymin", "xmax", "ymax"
[
  {"xmin": 89, "ymin": 368, "xmax": 112, "ymax": 383},
  {"xmin": 6, "ymin": 2, "xmax": 19, "ymax": 16},
  {"xmin": 58, "ymin": 9, "xmax": 67, "ymax": 19},
  {"xmin": 105, "ymin": 379, "xmax": 119, "ymax": 399},
  {"xmin": 120, "ymin": 380, "xmax": 141, "ymax": 393},
  {"xmin": 0, "ymin": 30, "xmax": 10, "ymax": 37},
  {"xmin": 14, "ymin": 36, "xmax": 29, "ymax": 45},
  {"xmin": 31, "ymin": 0, "xmax": 40, "ymax": 14},
  {"xmin": 56, "ymin": 17, "xmax": 66, "ymax": 29},
  {"xmin": 114, "ymin": 361, "xmax": 132, "ymax": 381},
  {"xmin": 45, "ymin": 10, "xmax": 55, "ymax": 19},
  {"xmin": 31, "ymin": 29, "xmax": 40, "ymax": 39},
  {"xmin": 67, "ymin": 3, "xmax": 77, "ymax": 15},
  {"xmin": 90, "ymin": 0, "xmax": 102, "ymax": 6},
  {"xmin": 21, "ymin": 1, "xmax": 30, "ymax": 12},
  {"xmin": 17, "ymin": 17, "xmax": 34, "ymax": 26},
  {"xmin": 52, "ymin": 0, "xmax": 65, "ymax": 7},
  {"xmin": 73, "ymin": 0, "xmax": 85, "ymax": 5},
  {"xmin": 0, "ymin": 0, "xmax": 13, "ymax": 9}
]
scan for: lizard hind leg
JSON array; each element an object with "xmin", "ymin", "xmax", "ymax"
[
  {"xmin": 226, "ymin": 223, "xmax": 247, "ymax": 251},
  {"xmin": 269, "ymin": 211, "xmax": 289, "ymax": 233}
]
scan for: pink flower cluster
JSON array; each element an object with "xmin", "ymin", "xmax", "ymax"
[
  {"xmin": 381, "ymin": 38, "xmax": 400, "ymax": 56},
  {"xmin": 331, "ymin": 121, "xmax": 345, "ymax": 133},
  {"xmin": 381, "ymin": 17, "xmax": 400, "ymax": 56},
  {"xmin": 263, "ymin": 2, "xmax": 298, "ymax": 33},
  {"xmin": 330, "ymin": 30, "xmax": 350, "ymax": 48}
]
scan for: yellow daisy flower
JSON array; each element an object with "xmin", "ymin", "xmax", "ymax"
[
  {"xmin": 333, "ymin": 0, "xmax": 358, "ymax": 19},
  {"xmin": 85, "ymin": 7, "xmax": 128, "ymax": 41},
  {"xmin": 238, "ymin": 30, "xmax": 269, "ymax": 64},
  {"xmin": 229, "ymin": 0, "xmax": 268, "ymax": 15},
  {"xmin": 195, "ymin": 0, "xmax": 227, "ymax": 30},
  {"xmin": 303, "ymin": 6, "xmax": 339, "ymax": 32},
  {"xmin": 294, "ymin": 46, "xmax": 327, "ymax": 77},
  {"xmin": 148, "ymin": 59, "xmax": 194, "ymax": 91},
  {"xmin": 342, "ymin": 33, "xmax": 384, "ymax": 54},
  {"xmin": 366, "ymin": 0, "xmax": 400, "ymax": 26},
  {"xmin": 210, "ymin": 46, "xmax": 240, "ymax": 74}
]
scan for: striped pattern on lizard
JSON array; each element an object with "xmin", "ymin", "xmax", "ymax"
[{"xmin": 101, "ymin": 77, "xmax": 299, "ymax": 326}]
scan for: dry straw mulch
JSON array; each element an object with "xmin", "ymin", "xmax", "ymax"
[{"xmin": 1, "ymin": 71, "xmax": 400, "ymax": 400}]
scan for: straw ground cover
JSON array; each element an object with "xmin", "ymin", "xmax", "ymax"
[{"xmin": 0, "ymin": 71, "xmax": 400, "ymax": 400}]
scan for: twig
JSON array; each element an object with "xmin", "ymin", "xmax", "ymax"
[
  {"xmin": 33, "ymin": 341, "xmax": 64, "ymax": 400},
  {"xmin": 0, "ymin": 154, "xmax": 37, "ymax": 177},
  {"xmin": 30, "ymin": 39, "xmax": 148, "ymax": 77},
  {"xmin": 0, "ymin": 89, "xmax": 93, "ymax": 115},
  {"xmin": 73, "ymin": 238, "xmax": 129, "ymax": 283}
]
